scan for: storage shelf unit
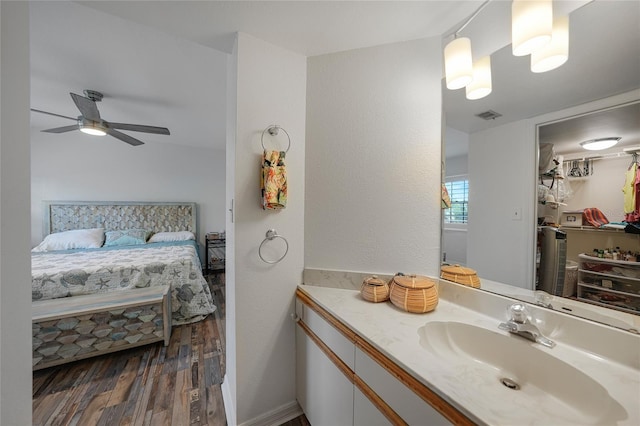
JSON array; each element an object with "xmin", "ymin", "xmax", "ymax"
[
  {"xmin": 577, "ymin": 254, "xmax": 640, "ymax": 315},
  {"xmin": 205, "ymin": 233, "xmax": 225, "ymax": 272}
]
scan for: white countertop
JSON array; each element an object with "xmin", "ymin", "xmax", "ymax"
[{"xmin": 298, "ymin": 283, "xmax": 640, "ymax": 426}]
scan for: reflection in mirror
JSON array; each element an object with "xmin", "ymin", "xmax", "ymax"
[
  {"xmin": 442, "ymin": 0, "xmax": 640, "ymax": 331},
  {"xmin": 536, "ymin": 101, "xmax": 640, "ymax": 318}
]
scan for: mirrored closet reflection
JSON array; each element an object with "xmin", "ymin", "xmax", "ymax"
[{"xmin": 536, "ymin": 101, "xmax": 640, "ymax": 315}]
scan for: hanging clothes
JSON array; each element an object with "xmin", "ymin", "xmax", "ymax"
[{"xmin": 623, "ymin": 158, "xmax": 640, "ymax": 223}]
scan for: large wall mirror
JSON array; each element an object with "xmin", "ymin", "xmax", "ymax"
[{"xmin": 442, "ymin": 0, "xmax": 640, "ymax": 331}]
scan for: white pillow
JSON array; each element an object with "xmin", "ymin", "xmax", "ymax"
[
  {"xmin": 148, "ymin": 231, "xmax": 195, "ymax": 243},
  {"xmin": 32, "ymin": 228, "xmax": 105, "ymax": 252}
]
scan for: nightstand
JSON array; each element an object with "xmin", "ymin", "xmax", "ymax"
[{"xmin": 205, "ymin": 232, "xmax": 226, "ymax": 272}]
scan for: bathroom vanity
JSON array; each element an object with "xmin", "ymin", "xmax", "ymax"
[{"xmin": 295, "ymin": 277, "xmax": 640, "ymax": 425}]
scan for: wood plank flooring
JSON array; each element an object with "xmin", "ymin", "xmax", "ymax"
[
  {"xmin": 33, "ymin": 273, "xmax": 227, "ymax": 426},
  {"xmin": 33, "ymin": 272, "xmax": 309, "ymax": 426}
]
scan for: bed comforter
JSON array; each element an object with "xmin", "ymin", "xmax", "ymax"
[{"xmin": 31, "ymin": 241, "xmax": 216, "ymax": 325}]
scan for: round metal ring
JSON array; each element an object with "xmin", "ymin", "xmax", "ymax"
[
  {"xmin": 258, "ymin": 229, "xmax": 289, "ymax": 264},
  {"xmin": 261, "ymin": 125, "xmax": 291, "ymax": 153}
]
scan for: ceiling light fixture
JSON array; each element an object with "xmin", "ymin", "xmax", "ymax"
[
  {"xmin": 512, "ymin": 0, "xmax": 553, "ymax": 57},
  {"xmin": 531, "ymin": 15, "xmax": 569, "ymax": 73},
  {"xmin": 78, "ymin": 119, "xmax": 107, "ymax": 136},
  {"xmin": 443, "ymin": 0, "xmax": 491, "ymax": 90},
  {"xmin": 579, "ymin": 137, "xmax": 621, "ymax": 151},
  {"xmin": 465, "ymin": 56, "xmax": 492, "ymax": 100},
  {"xmin": 444, "ymin": 37, "xmax": 474, "ymax": 90}
]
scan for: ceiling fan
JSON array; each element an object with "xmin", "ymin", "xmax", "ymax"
[{"xmin": 31, "ymin": 89, "xmax": 170, "ymax": 146}]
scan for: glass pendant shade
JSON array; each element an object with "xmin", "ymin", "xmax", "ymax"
[
  {"xmin": 531, "ymin": 16, "xmax": 569, "ymax": 73},
  {"xmin": 512, "ymin": 0, "xmax": 553, "ymax": 56},
  {"xmin": 444, "ymin": 37, "xmax": 473, "ymax": 90},
  {"xmin": 465, "ymin": 56, "xmax": 492, "ymax": 100}
]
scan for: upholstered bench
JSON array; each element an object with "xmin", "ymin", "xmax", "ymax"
[{"xmin": 32, "ymin": 286, "xmax": 171, "ymax": 370}]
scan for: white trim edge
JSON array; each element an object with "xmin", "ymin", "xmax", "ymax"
[
  {"xmin": 221, "ymin": 374, "xmax": 236, "ymax": 426},
  {"xmin": 239, "ymin": 400, "xmax": 303, "ymax": 426}
]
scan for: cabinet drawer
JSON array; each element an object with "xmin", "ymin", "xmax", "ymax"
[
  {"xmin": 579, "ymin": 254, "xmax": 640, "ymax": 279},
  {"xmin": 300, "ymin": 301, "xmax": 355, "ymax": 370},
  {"xmin": 354, "ymin": 387, "xmax": 391, "ymax": 426},
  {"xmin": 579, "ymin": 271, "xmax": 640, "ymax": 295},
  {"xmin": 296, "ymin": 326, "xmax": 353, "ymax": 426},
  {"xmin": 355, "ymin": 347, "xmax": 451, "ymax": 426}
]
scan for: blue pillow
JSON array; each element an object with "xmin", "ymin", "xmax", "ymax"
[{"xmin": 104, "ymin": 229, "xmax": 151, "ymax": 247}]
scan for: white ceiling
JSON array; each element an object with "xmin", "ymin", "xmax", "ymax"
[
  {"xmin": 443, "ymin": 0, "xmax": 640, "ymax": 136},
  {"xmin": 78, "ymin": 1, "xmax": 481, "ymax": 56},
  {"xmin": 30, "ymin": 1, "xmax": 640, "ymax": 153}
]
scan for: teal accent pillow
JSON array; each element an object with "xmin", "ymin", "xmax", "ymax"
[{"xmin": 104, "ymin": 229, "xmax": 151, "ymax": 247}]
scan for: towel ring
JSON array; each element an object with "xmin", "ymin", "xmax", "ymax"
[
  {"xmin": 259, "ymin": 229, "xmax": 289, "ymax": 264},
  {"xmin": 261, "ymin": 125, "xmax": 291, "ymax": 153}
]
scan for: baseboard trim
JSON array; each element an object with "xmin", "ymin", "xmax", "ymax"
[
  {"xmin": 239, "ymin": 400, "xmax": 303, "ymax": 426},
  {"xmin": 221, "ymin": 374, "xmax": 237, "ymax": 426}
]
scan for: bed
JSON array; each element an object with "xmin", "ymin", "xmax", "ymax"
[{"xmin": 31, "ymin": 201, "xmax": 216, "ymax": 326}]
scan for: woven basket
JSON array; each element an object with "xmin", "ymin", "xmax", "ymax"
[
  {"xmin": 360, "ymin": 275, "xmax": 390, "ymax": 303},
  {"xmin": 440, "ymin": 264, "xmax": 481, "ymax": 288},
  {"xmin": 389, "ymin": 274, "xmax": 438, "ymax": 313}
]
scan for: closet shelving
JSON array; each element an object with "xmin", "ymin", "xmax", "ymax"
[{"xmin": 577, "ymin": 253, "xmax": 640, "ymax": 314}]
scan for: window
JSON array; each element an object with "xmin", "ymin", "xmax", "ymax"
[{"xmin": 444, "ymin": 178, "xmax": 468, "ymax": 224}]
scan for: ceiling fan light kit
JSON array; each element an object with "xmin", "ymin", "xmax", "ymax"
[
  {"xmin": 32, "ymin": 90, "xmax": 170, "ymax": 146},
  {"xmin": 78, "ymin": 119, "xmax": 107, "ymax": 136},
  {"xmin": 444, "ymin": 0, "xmax": 567, "ymax": 101}
]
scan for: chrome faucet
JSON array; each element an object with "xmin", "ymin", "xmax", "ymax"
[{"xmin": 499, "ymin": 303, "xmax": 556, "ymax": 348}]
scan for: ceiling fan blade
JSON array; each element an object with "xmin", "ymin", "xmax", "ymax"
[
  {"xmin": 70, "ymin": 92, "xmax": 101, "ymax": 121},
  {"xmin": 106, "ymin": 129, "xmax": 144, "ymax": 146},
  {"xmin": 42, "ymin": 124, "xmax": 79, "ymax": 133},
  {"xmin": 30, "ymin": 108, "xmax": 77, "ymax": 121},
  {"xmin": 108, "ymin": 122, "xmax": 170, "ymax": 135}
]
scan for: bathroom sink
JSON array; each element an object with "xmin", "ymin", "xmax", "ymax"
[{"xmin": 418, "ymin": 321, "xmax": 626, "ymax": 425}]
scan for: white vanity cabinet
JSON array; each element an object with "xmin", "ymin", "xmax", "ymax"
[
  {"xmin": 354, "ymin": 348, "xmax": 450, "ymax": 425},
  {"xmin": 295, "ymin": 289, "xmax": 469, "ymax": 426},
  {"xmin": 353, "ymin": 387, "xmax": 390, "ymax": 426},
  {"xmin": 296, "ymin": 303, "xmax": 355, "ymax": 426}
]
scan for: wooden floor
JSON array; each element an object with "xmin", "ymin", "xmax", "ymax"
[
  {"xmin": 33, "ymin": 272, "xmax": 227, "ymax": 426},
  {"xmin": 33, "ymin": 272, "xmax": 310, "ymax": 426}
]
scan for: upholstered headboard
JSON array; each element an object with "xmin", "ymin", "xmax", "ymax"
[{"xmin": 42, "ymin": 201, "xmax": 197, "ymax": 239}]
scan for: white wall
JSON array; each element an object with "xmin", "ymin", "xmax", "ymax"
[
  {"xmin": 31, "ymin": 135, "xmax": 226, "ymax": 250},
  {"xmin": 225, "ymin": 32, "xmax": 306, "ymax": 425},
  {"xmin": 0, "ymin": 2, "xmax": 33, "ymax": 423},
  {"xmin": 305, "ymin": 37, "xmax": 443, "ymax": 276},
  {"xmin": 468, "ymin": 120, "xmax": 537, "ymax": 289},
  {"xmin": 561, "ymin": 156, "xmax": 630, "ymax": 222},
  {"xmin": 223, "ymin": 35, "xmax": 239, "ymax": 425}
]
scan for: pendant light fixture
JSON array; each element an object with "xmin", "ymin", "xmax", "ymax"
[
  {"xmin": 444, "ymin": 37, "xmax": 474, "ymax": 90},
  {"xmin": 531, "ymin": 15, "xmax": 569, "ymax": 73},
  {"xmin": 443, "ymin": 0, "xmax": 491, "ymax": 91},
  {"xmin": 466, "ymin": 56, "xmax": 492, "ymax": 100},
  {"xmin": 512, "ymin": 0, "xmax": 553, "ymax": 56}
]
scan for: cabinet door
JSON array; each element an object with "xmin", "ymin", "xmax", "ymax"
[
  {"xmin": 355, "ymin": 347, "xmax": 451, "ymax": 426},
  {"xmin": 354, "ymin": 387, "xmax": 391, "ymax": 426},
  {"xmin": 296, "ymin": 324, "xmax": 354, "ymax": 426}
]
